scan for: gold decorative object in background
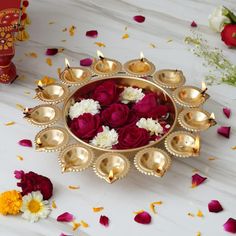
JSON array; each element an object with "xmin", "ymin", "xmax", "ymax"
[{"xmin": 24, "ymin": 52, "xmax": 216, "ymax": 183}]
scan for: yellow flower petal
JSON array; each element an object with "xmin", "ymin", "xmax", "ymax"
[
  {"xmin": 150, "ymin": 201, "xmax": 163, "ymax": 214},
  {"xmin": 16, "ymin": 104, "xmax": 25, "ymax": 111},
  {"xmin": 36, "ymin": 76, "xmax": 55, "ymax": 86},
  {"xmin": 45, "ymin": 58, "xmax": 52, "ymax": 66},
  {"xmin": 133, "ymin": 210, "xmax": 144, "ymax": 215},
  {"xmin": 92, "ymin": 207, "xmax": 104, "ymax": 212},
  {"xmin": 25, "ymin": 52, "xmax": 38, "ymax": 58},
  {"xmin": 197, "ymin": 210, "xmax": 203, "ymax": 218},
  {"xmin": 80, "ymin": 220, "xmax": 89, "ymax": 228},
  {"xmin": 5, "ymin": 121, "xmax": 15, "ymax": 126},
  {"xmin": 17, "ymin": 155, "xmax": 24, "ymax": 161},
  {"xmin": 122, "ymin": 33, "xmax": 129, "ymax": 39},
  {"xmin": 208, "ymin": 157, "xmax": 216, "ymax": 161},
  {"xmin": 72, "ymin": 221, "xmax": 81, "ymax": 231},
  {"xmin": 69, "ymin": 25, "xmax": 76, "ymax": 36},
  {"xmin": 51, "ymin": 200, "xmax": 57, "ymax": 209},
  {"xmin": 94, "ymin": 42, "xmax": 106, "ymax": 47},
  {"xmin": 68, "ymin": 185, "xmax": 80, "ymax": 190},
  {"xmin": 149, "ymin": 43, "xmax": 156, "ymax": 48},
  {"xmin": 231, "ymin": 146, "xmax": 236, "ymax": 150},
  {"xmin": 196, "ymin": 232, "xmax": 201, "ymax": 236},
  {"xmin": 57, "ymin": 68, "xmax": 62, "ymax": 76}
]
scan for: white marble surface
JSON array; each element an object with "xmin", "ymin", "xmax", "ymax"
[{"xmin": 1, "ymin": 0, "xmax": 236, "ymax": 235}]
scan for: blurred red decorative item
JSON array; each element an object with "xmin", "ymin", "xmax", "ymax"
[{"xmin": 0, "ymin": 0, "xmax": 30, "ymax": 84}]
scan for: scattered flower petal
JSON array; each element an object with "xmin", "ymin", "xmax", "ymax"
[
  {"xmin": 134, "ymin": 211, "xmax": 151, "ymax": 224},
  {"xmin": 133, "ymin": 210, "xmax": 144, "ymax": 214},
  {"xmin": 192, "ymin": 173, "xmax": 207, "ymax": 188},
  {"xmin": 46, "ymin": 48, "xmax": 58, "ymax": 56},
  {"xmin": 57, "ymin": 212, "xmax": 74, "ymax": 222},
  {"xmin": 57, "ymin": 68, "xmax": 62, "ymax": 76},
  {"xmin": 80, "ymin": 58, "xmax": 93, "ymax": 67},
  {"xmin": 52, "ymin": 200, "xmax": 57, "ymax": 209},
  {"xmin": 197, "ymin": 210, "xmax": 204, "ymax": 217},
  {"xmin": 14, "ymin": 170, "xmax": 24, "ymax": 179},
  {"xmin": 191, "ymin": 21, "xmax": 198, "ymax": 27},
  {"xmin": 86, "ymin": 30, "xmax": 98, "ymax": 38},
  {"xmin": 133, "ymin": 15, "xmax": 145, "ymax": 23},
  {"xmin": 122, "ymin": 33, "xmax": 129, "ymax": 39},
  {"xmin": 5, "ymin": 121, "xmax": 15, "ymax": 126},
  {"xmin": 16, "ymin": 104, "xmax": 25, "ymax": 110},
  {"xmin": 99, "ymin": 215, "xmax": 109, "ymax": 227},
  {"xmin": 217, "ymin": 126, "xmax": 231, "ymax": 138},
  {"xmin": 223, "ymin": 107, "xmax": 231, "ymax": 118},
  {"xmin": 36, "ymin": 76, "xmax": 55, "ymax": 86},
  {"xmin": 46, "ymin": 58, "xmax": 53, "ymax": 66},
  {"xmin": 93, "ymin": 207, "xmax": 104, "ymax": 212},
  {"xmin": 232, "ymin": 146, "xmax": 236, "ymax": 150},
  {"xmin": 80, "ymin": 220, "xmax": 89, "ymax": 228},
  {"xmin": 17, "ymin": 155, "xmax": 24, "ymax": 161},
  {"xmin": 18, "ymin": 139, "xmax": 32, "ymax": 147},
  {"xmin": 68, "ymin": 185, "xmax": 80, "ymax": 190},
  {"xmin": 149, "ymin": 43, "xmax": 156, "ymax": 48},
  {"xmin": 208, "ymin": 200, "xmax": 223, "ymax": 213},
  {"xmin": 72, "ymin": 221, "xmax": 81, "ymax": 231},
  {"xmin": 150, "ymin": 201, "xmax": 162, "ymax": 214},
  {"xmin": 94, "ymin": 42, "xmax": 106, "ymax": 47},
  {"xmin": 166, "ymin": 39, "xmax": 173, "ymax": 43},
  {"xmin": 188, "ymin": 212, "xmax": 195, "ymax": 217},
  {"xmin": 25, "ymin": 52, "xmax": 38, "ymax": 58},
  {"xmin": 196, "ymin": 231, "xmax": 201, "ymax": 236},
  {"xmin": 208, "ymin": 157, "xmax": 216, "ymax": 161},
  {"xmin": 223, "ymin": 218, "xmax": 236, "ymax": 233},
  {"xmin": 69, "ymin": 25, "xmax": 76, "ymax": 36}
]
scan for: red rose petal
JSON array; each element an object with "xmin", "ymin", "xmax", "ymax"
[
  {"xmin": 221, "ymin": 24, "xmax": 236, "ymax": 47},
  {"xmin": 18, "ymin": 139, "xmax": 32, "ymax": 147},
  {"xmin": 133, "ymin": 15, "xmax": 145, "ymax": 23},
  {"xmin": 80, "ymin": 58, "xmax": 93, "ymax": 67},
  {"xmin": 192, "ymin": 173, "xmax": 207, "ymax": 187},
  {"xmin": 208, "ymin": 200, "xmax": 223, "ymax": 213},
  {"xmin": 223, "ymin": 218, "xmax": 236, "ymax": 233},
  {"xmin": 23, "ymin": 0, "xmax": 29, "ymax": 7},
  {"xmin": 99, "ymin": 215, "xmax": 109, "ymax": 227},
  {"xmin": 14, "ymin": 170, "xmax": 24, "ymax": 179},
  {"xmin": 57, "ymin": 212, "xmax": 74, "ymax": 222},
  {"xmin": 217, "ymin": 126, "xmax": 231, "ymax": 138},
  {"xmin": 191, "ymin": 21, "xmax": 197, "ymax": 27},
  {"xmin": 46, "ymin": 48, "xmax": 59, "ymax": 56},
  {"xmin": 86, "ymin": 30, "xmax": 98, "ymax": 38},
  {"xmin": 223, "ymin": 108, "xmax": 231, "ymax": 118},
  {"xmin": 134, "ymin": 211, "xmax": 151, "ymax": 224}
]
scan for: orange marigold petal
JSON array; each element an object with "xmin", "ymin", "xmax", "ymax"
[
  {"xmin": 80, "ymin": 220, "xmax": 89, "ymax": 228},
  {"xmin": 17, "ymin": 155, "xmax": 24, "ymax": 161},
  {"xmin": 208, "ymin": 157, "xmax": 216, "ymax": 161},
  {"xmin": 46, "ymin": 58, "xmax": 53, "ymax": 66},
  {"xmin": 93, "ymin": 207, "xmax": 104, "ymax": 212},
  {"xmin": 72, "ymin": 221, "xmax": 81, "ymax": 231},
  {"xmin": 133, "ymin": 210, "xmax": 144, "ymax": 215},
  {"xmin": 52, "ymin": 200, "xmax": 57, "ymax": 209},
  {"xmin": 68, "ymin": 185, "xmax": 80, "ymax": 190},
  {"xmin": 69, "ymin": 26, "xmax": 76, "ymax": 36},
  {"xmin": 197, "ymin": 210, "xmax": 204, "ymax": 217},
  {"xmin": 94, "ymin": 42, "xmax": 106, "ymax": 47},
  {"xmin": 122, "ymin": 33, "xmax": 129, "ymax": 39}
]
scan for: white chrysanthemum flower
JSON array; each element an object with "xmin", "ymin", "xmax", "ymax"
[
  {"xmin": 120, "ymin": 87, "xmax": 144, "ymax": 104},
  {"xmin": 136, "ymin": 118, "xmax": 163, "ymax": 135},
  {"xmin": 21, "ymin": 191, "xmax": 51, "ymax": 223},
  {"xmin": 69, "ymin": 99, "xmax": 101, "ymax": 119},
  {"xmin": 90, "ymin": 126, "xmax": 118, "ymax": 149}
]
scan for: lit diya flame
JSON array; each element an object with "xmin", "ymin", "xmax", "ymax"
[
  {"xmin": 108, "ymin": 169, "xmax": 114, "ymax": 182},
  {"xmin": 208, "ymin": 112, "xmax": 217, "ymax": 126},
  {"xmin": 192, "ymin": 136, "xmax": 200, "ymax": 154},
  {"xmin": 97, "ymin": 50, "xmax": 105, "ymax": 60},
  {"xmin": 201, "ymin": 81, "xmax": 208, "ymax": 95},
  {"xmin": 65, "ymin": 58, "xmax": 77, "ymax": 81},
  {"xmin": 65, "ymin": 58, "xmax": 70, "ymax": 68},
  {"xmin": 140, "ymin": 51, "xmax": 144, "ymax": 62},
  {"xmin": 37, "ymin": 80, "xmax": 44, "ymax": 90}
]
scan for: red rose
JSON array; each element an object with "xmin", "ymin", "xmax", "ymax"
[
  {"xmin": 102, "ymin": 103, "xmax": 130, "ymax": 128},
  {"xmin": 221, "ymin": 24, "xmax": 236, "ymax": 47},
  {"xmin": 70, "ymin": 113, "xmax": 100, "ymax": 139},
  {"xmin": 133, "ymin": 93, "xmax": 168, "ymax": 119},
  {"xmin": 17, "ymin": 171, "xmax": 53, "ymax": 200},
  {"xmin": 92, "ymin": 80, "xmax": 119, "ymax": 106},
  {"xmin": 115, "ymin": 126, "xmax": 149, "ymax": 149}
]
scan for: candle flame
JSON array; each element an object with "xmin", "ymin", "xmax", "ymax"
[
  {"xmin": 209, "ymin": 112, "xmax": 215, "ymax": 120},
  {"xmin": 65, "ymin": 58, "xmax": 70, "ymax": 68},
  {"xmin": 108, "ymin": 169, "xmax": 114, "ymax": 181},
  {"xmin": 97, "ymin": 50, "xmax": 104, "ymax": 59},
  {"xmin": 201, "ymin": 81, "xmax": 207, "ymax": 91},
  {"xmin": 140, "ymin": 51, "xmax": 144, "ymax": 61},
  {"xmin": 37, "ymin": 80, "xmax": 43, "ymax": 87}
]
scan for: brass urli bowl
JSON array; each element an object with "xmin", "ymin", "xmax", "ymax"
[{"xmin": 63, "ymin": 76, "xmax": 178, "ymax": 157}]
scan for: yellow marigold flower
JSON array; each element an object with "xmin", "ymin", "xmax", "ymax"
[{"xmin": 0, "ymin": 190, "xmax": 22, "ymax": 215}]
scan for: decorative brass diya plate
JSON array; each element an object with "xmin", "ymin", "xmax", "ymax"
[{"xmin": 24, "ymin": 54, "xmax": 215, "ymax": 183}]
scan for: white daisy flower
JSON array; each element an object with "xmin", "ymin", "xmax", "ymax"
[
  {"xmin": 21, "ymin": 191, "xmax": 51, "ymax": 223},
  {"xmin": 120, "ymin": 87, "xmax": 144, "ymax": 104},
  {"xmin": 90, "ymin": 126, "xmax": 118, "ymax": 149},
  {"xmin": 69, "ymin": 99, "xmax": 101, "ymax": 119},
  {"xmin": 136, "ymin": 118, "xmax": 163, "ymax": 135}
]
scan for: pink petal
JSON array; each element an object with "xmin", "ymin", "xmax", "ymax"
[
  {"xmin": 59, "ymin": 234, "xmax": 71, "ymax": 236},
  {"xmin": 57, "ymin": 212, "xmax": 74, "ymax": 222},
  {"xmin": 223, "ymin": 108, "xmax": 231, "ymax": 118},
  {"xmin": 18, "ymin": 139, "xmax": 32, "ymax": 147},
  {"xmin": 192, "ymin": 173, "xmax": 207, "ymax": 187},
  {"xmin": 134, "ymin": 211, "xmax": 152, "ymax": 224},
  {"xmin": 217, "ymin": 126, "xmax": 231, "ymax": 138},
  {"xmin": 133, "ymin": 15, "xmax": 145, "ymax": 23},
  {"xmin": 99, "ymin": 215, "xmax": 109, "ymax": 227},
  {"xmin": 223, "ymin": 218, "xmax": 236, "ymax": 233},
  {"xmin": 191, "ymin": 21, "xmax": 197, "ymax": 27},
  {"xmin": 208, "ymin": 200, "xmax": 223, "ymax": 213},
  {"xmin": 80, "ymin": 58, "xmax": 93, "ymax": 67},
  {"xmin": 46, "ymin": 48, "xmax": 58, "ymax": 56},
  {"xmin": 14, "ymin": 170, "xmax": 24, "ymax": 179},
  {"xmin": 86, "ymin": 30, "xmax": 98, "ymax": 38}
]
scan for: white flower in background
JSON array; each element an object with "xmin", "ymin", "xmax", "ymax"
[
  {"xmin": 136, "ymin": 118, "xmax": 163, "ymax": 135},
  {"xmin": 21, "ymin": 191, "xmax": 51, "ymax": 223},
  {"xmin": 120, "ymin": 87, "xmax": 144, "ymax": 104},
  {"xmin": 208, "ymin": 6, "xmax": 230, "ymax": 32},
  {"xmin": 69, "ymin": 99, "xmax": 101, "ymax": 119},
  {"xmin": 90, "ymin": 126, "xmax": 118, "ymax": 149}
]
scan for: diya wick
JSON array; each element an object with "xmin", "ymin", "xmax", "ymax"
[{"xmin": 200, "ymin": 81, "xmax": 208, "ymax": 96}]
